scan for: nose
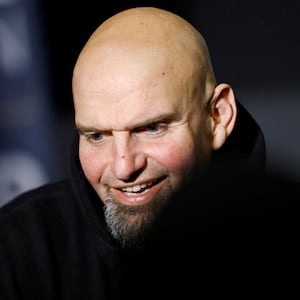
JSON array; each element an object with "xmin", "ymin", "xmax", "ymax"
[{"xmin": 111, "ymin": 132, "xmax": 146, "ymax": 181}]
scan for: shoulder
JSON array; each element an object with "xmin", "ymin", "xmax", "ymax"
[
  {"xmin": 0, "ymin": 179, "xmax": 78, "ymax": 233},
  {"xmin": 0, "ymin": 179, "xmax": 73, "ymax": 214},
  {"xmin": 0, "ymin": 179, "xmax": 88, "ymax": 266}
]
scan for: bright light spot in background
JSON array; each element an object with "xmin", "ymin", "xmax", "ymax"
[
  {"xmin": 0, "ymin": 151, "xmax": 48, "ymax": 206},
  {"xmin": 0, "ymin": 13, "xmax": 30, "ymax": 75},
  {"xmin": 0, "ymin": 0, "xmax": 17, "ymax": 5}
]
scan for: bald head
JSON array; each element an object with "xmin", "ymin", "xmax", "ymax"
[
  {"xmin": 85, "ymin": 7, "xmax": 210, "ymax": 55},
  {"xmin": 72, "ymin": 7, "xmax": 216, "ymax": 106}
]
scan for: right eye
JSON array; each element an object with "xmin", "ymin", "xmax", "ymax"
[{"xmin": 86, "ymin": 132, "xmax": 103, "ymax": 142}]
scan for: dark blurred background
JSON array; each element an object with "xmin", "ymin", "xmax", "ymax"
[{"xmin": 1, "ymin": 0, "xmax": 300, "ymax": 206}]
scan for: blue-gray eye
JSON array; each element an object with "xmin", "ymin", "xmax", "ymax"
[
  {"xmin": 146, "ymin": 123, "xmax": 160, "ymax": 132},
  {"xmin": 90, "ymin": 132, "xmax": 103, "ymax": 141}
]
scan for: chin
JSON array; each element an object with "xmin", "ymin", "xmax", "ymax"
[{"xmin": 103, "ymin": 184, "xmax": 173, "ymax": 248}]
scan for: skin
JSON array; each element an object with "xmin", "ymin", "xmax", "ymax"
[{"xmin": 72, "ymin": 7, "xmax": 237, "ymax": 247}]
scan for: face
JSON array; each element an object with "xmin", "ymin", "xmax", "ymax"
[{"xmin": 73, "ymin": 44, "xmax": 212, "ymax": 247}]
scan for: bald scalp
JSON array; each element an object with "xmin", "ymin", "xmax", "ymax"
[
  {"xmin": 87, "ymin": 7, "xmax": 204, "ymax": 50},
  {"xmin": 73, "ymin": 7, "xmax": 216, "ymax": 105}
]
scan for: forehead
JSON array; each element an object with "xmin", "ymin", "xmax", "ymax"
[
  {"xmin": 74, "ymin": 41, "xmax": 179, "ymax": 90},
  {"xmin": 74, "ymin": 45, "xmax": 198, "ymax": 126},
  {"xmin": 74, "ymin": 71, "xmax": 187, "ymax": 131}
]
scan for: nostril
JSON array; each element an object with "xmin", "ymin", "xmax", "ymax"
[{"xmin": 122, "ymin": 167, "xmax": 146, "ymax": 183}]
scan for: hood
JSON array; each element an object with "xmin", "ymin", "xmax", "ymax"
[{"xmin": 211, "ymin": 100, "xmax": 266, "ymax": 176}]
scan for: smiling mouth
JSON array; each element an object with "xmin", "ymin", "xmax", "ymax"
[{"xmin": 119, "ymin": 179, "xmax": 161, "ymax": 195}]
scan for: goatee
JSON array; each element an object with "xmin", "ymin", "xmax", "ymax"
[{"xmin": 103, "ymin": 185, "xmax": 172, "ymax": 248}]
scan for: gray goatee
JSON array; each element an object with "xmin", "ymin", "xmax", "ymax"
[{"xmin": 103, "ymin": 186, "xmax": 172, "ymax": 248}]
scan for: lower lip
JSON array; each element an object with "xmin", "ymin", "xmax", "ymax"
[{"xmin": 112, "ymin": 180, "xmax": 165, "ymax": 206}]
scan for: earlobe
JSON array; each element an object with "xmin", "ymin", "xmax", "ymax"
[
  {"xmin": 210, "ymin": 83, "xmax": 237, "ymax": 150},
  {"xmin": 211, "ymin": 123, "xmax": 227, "ymax": 150}
]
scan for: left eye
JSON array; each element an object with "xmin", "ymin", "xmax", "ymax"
[
  {"xmin": 135, "ymin": 122, "xmax": 167, "ymax": 135},
  {"xmin": 146, "ymin": 123, "xmax": 160, "ymax": 132}
]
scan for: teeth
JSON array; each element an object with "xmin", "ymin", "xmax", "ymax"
[{"xmin": 122, "ymin": 183, "xmax": 150, "ymax": 193}]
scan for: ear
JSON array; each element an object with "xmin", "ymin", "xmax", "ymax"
[{"xmin": 209, "ymin": 83, "xmax": 237, "ymax": 150}]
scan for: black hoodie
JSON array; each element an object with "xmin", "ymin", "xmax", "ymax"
[{"xmin": 0, "ymin": 102, "xmax": 298, "ymax": 300}]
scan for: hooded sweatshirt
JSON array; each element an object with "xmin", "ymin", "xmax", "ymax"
[{"xmin": 0, "ymin": 101, "xmax": 278, "ymax": 299}]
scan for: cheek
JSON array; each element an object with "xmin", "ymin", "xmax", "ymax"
[
  {"xmin": 79, "ymin": 144, "xmax": 105, "ymax": 185},
  {"xmin": 153, "ymin": 140, "xmax": 196, "ymax": 175},
  {"xmin": 151, "ymin": 127, "xmax": 211, "ymax": 181}
]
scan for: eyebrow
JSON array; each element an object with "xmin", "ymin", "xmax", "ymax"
[
  {"xmin": 76, "ymin": 126, "xmax": 104, "ymax": 135},
  {"xmin": 76, "ymin": 112, "xmax": 178, "ymax": 134}
]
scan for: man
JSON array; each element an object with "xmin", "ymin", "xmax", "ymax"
[
  {"xmin": 0, "ymin": 7, "xmax": 271, "ymax": 299},
  {"xmin": 72, "ymin": 6, "xmax": 239, "ymax": 249}
]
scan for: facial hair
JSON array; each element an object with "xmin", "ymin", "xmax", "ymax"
[{"xmin": 103, "ymin": 184, "xmax": 173, "ymax": 248}]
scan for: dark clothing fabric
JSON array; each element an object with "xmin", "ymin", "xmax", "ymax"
[
  {"xmin": 0, "ymin": 102, "xmax": 298, "ymax": 299},
  {"xmin": 0, "ymin": 181, "xmax": 123, "ymax": 300},
  {"xmin": 212, "ymin": 100, "xmax": 266, "ymax": 174}
]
